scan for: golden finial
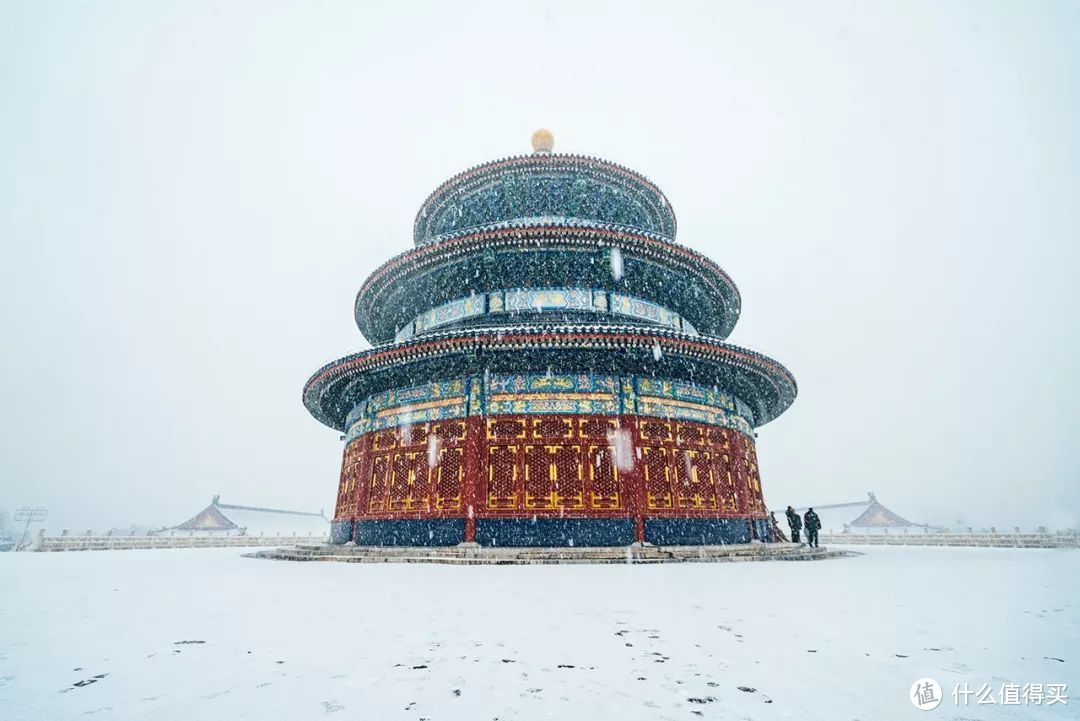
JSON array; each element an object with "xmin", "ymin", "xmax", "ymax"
[{"xmin": 531, "ymin": 128, "xmax": 554, "ymax": 154}]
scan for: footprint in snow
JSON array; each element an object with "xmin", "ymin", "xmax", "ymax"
[
  {"xmin": 70, "ymin": 674, "xmax": 108, "ymax": 690},
  {"xmin": 321, "ymin": 700, "xmax": 344, "ymax": 713}
]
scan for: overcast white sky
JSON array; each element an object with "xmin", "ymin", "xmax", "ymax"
[{"xmin": 2, "ymin": 1, "xmax": 1078, "ymax": 533}]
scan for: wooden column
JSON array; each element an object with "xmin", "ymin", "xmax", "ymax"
[
  {"xmin": 623, "ymin": 414, "xmax": 646, "ymax": 543},
  {"xmin": 462, "ymin": 416, "xmax": 482, "ymax": 542}
]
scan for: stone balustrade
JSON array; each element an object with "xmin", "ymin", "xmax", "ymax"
[
  {"xmin": 31, "ymin": 530, "xmax": 328, "ymax": 552},
  {"xmin": 820, "ymin": 532, "xmax": 1079, "ymax": 549}
]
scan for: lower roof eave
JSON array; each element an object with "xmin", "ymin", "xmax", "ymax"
[{"xmin": 303, "ymin": 324, "xmax": 796, "ymax": 432}]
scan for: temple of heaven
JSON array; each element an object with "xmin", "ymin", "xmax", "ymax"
[{"xmin": 303, "ymin": 130, "xmax": 797, "ymax": 547}]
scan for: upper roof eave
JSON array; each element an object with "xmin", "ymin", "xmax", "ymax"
[{"xmin": 412, "ymin": 152, "xmax": 678, "ymax": 244}]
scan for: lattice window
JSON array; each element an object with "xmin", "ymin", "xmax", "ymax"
[
  {"xmin": 677, "ymin": 423, "xmax": 705, "ymax": 446},
  {"xmin": 523, "ymin": 445, "xmax": 553, "ymax": 510},
  {"xmin": 387, "ymin": 452, "xmax": 429, "ymax": 512},
  {"xmin": 488, "ymin": 418, "xmax": 526, "ymax": 440},
  {"xmin": 334, "ymin": 486, "xmax": 349, "ymax": 519},
  {"xmin": 579, "ymin": 417, "xmax": 616, "ymax": 438},
  {"xmin": 532, "ymin": 417, "xmax": 573, "ymax": 440},
  {"xmin": 335, "ymin": 444, "xmax": 365, "ymax": 518},
  {"xmin": 729, "ymin": 434, "xmax": 750, "ymax": 512},
  {"xmin": 434, "ymin": 421, "xmax": 467, "ymax": 441},
  {"xmin": 554, "ymin": 445, "xmax": 585, "ymax": 509},
  {"xmin": 713, "ymin": 453, "xmax": 739, "ymax": 512},
  {"xmin": 523, "ymin": 445, "xmax": 584, "ymax": 510},
  {"xmin": 408, "ymin": 424, "xmax": 429, "ymax": 447},
  {"xmin": 744, "ymin": 443, "xmax": 763, "ymax": 512},
  {"xmin": 707, "ymin": 426, "xmax": 731, "ymax": 449},
  {"xmin": 641, "ymin": 446, "xmax": 673, "ymax": 509},
  {"xmin": 587, "ymin": 445, "xmax": 621, "ymax": 509},
  {"xmin": 433, "ymin": 447, "xmax": 463, "ymax": 510},
  {"xmin": 335, "ymin": 456, "xmax": 350, "ymax": 518},
  {"xmin": 487, "ymin": 445, "xmax": 519, "ymax": 509},
  {"xmin": 675, "ymin": 449, "xmax": 717, "ymax": 510},
  {"xmin": 640, "ymin": 419, "xmax": 673, "ymax": 442},
  {"xmin": 368, "ymin": 455, "xmax": 390, "ymax": 512}
]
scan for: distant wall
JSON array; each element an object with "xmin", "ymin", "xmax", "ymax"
[{"xmin": 32, "ymin": 530, "xmax": 328, "ymax": 552}]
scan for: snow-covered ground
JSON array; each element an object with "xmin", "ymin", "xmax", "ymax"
[{"xmin": 1, "ymin": 546, "xmax": 1076, "ymax": 721}]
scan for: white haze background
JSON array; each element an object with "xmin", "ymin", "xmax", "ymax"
[{"xmin": 1, "ymin": 1, "xmax": 1078, "ymax": 533}]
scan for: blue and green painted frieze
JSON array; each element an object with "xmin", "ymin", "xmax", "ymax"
[{"xmin": 345, "ymin": 372, "xmax": 755, "ymax": 442}]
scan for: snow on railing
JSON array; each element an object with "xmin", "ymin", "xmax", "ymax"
[{"xmin": 819, "ymin": 531, "xmax": 1079, "ymax": 549}]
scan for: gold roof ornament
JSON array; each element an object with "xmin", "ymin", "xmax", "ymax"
[{"xmin": 531, "ymin": 128, "xmax": 554, "ymax": 154}]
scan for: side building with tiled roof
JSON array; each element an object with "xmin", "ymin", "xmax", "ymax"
[
  {"xmin": 782, "ymin": 492, "xmax": 936, "ymax": 535},
  {"xmin": 172, "ymin": 496, "xmax": 330, "ymax": 538}
]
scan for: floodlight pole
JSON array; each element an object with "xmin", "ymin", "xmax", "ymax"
[{"xmin": 14, "ymin": 507, "xmax": 48, "ymax": 551}]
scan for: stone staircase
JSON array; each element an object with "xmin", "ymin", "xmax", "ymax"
[{"xmin": 247, "ymin": 542, "xmax": 853, "ymax": 565}]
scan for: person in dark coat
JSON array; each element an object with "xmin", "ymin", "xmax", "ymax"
[
  {"xmin": 803, "ymin": 507, "xmax": 822, "ymax": 548},
  {"xmin": 785, "ymin": 505, "xmax": 802, "ymax": 543}
]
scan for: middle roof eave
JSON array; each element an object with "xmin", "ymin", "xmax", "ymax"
[{"xmin": 353, "ymin": 222, "xmax": 742, "ymax": 344}]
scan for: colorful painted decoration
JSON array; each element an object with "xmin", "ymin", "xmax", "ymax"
[{"xmin": 395, "ymin": 288, "xmax": 694, "ymax": 341}]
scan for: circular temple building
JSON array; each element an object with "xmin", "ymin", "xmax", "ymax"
[{"xmin": 304, "ymin": 132, "xmax": 797, "ymax": 547}]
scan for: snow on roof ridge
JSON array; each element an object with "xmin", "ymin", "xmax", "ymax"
[{"xmin": 215, "ymin": 501, "xmax": 327, "ymax": 519}]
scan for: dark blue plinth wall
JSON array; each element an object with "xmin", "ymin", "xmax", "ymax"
[
  {"xmin": 476, "ymin": 518, "xmax": 634, "ymax": 547},
  {"xmin": 643, "ymin": 517, "xmax": 752, "ymax": 546},
  {"xmin": 353, "ymin": 519, "xmax": 466, "ymax": 546},
  {"xmin": 333, "ymin": 516, "xmax": 770, "ymax": 547}
]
